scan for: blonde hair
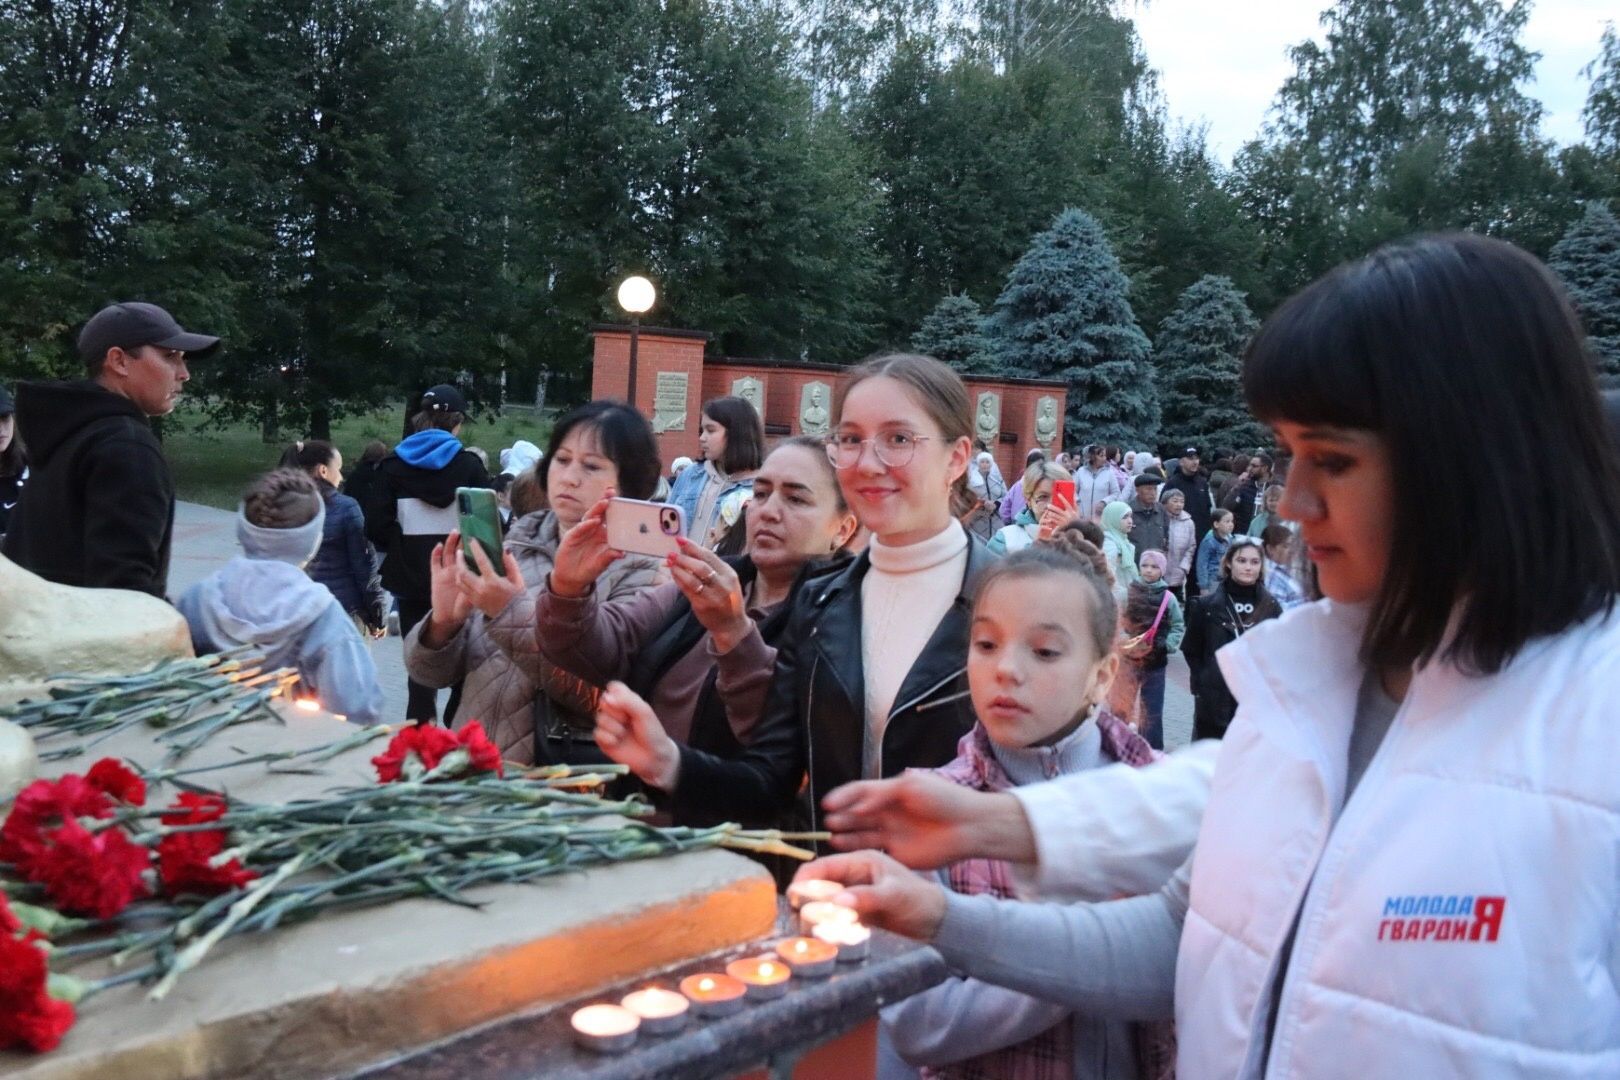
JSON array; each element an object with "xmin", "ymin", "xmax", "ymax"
[{"xmin": 1022, "ymin": 460, "xmax": 1070, "ymax": 504}]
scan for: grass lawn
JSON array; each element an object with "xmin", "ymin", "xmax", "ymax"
[{"xmin": 164, "ymin": 403, "xmax": 554, "ymax": 510}]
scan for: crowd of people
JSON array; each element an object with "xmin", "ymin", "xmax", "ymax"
[{"xmin": 3, "ymin": 231, "xmax": 1620, "ymax": 1077}]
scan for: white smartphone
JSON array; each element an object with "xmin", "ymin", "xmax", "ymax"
[{"xmin": 604, "ymin": 498, "xmax": 686, "ymax": 558}]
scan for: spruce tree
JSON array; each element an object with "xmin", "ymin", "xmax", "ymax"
[
  {"xmin": 912, "ymin": 294, "xmax": 995, "ymax": 373},
  {"xmin": 1549, "ymin": 201, "xmax": 1620, "ymax": 378},
  {"xmin": 1155, "ymin": 275, "xmax": 1265, "ymax": 451},
  {"xmin": 982, "ymin": 208, "xmax": 1157, "ymax": 446}
]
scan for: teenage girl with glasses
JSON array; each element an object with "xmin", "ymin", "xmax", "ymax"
[{"xmin": 592, "ymin": 353, "xmax": 995, "ymax": 835}]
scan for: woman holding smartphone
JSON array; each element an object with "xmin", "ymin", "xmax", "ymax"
[
  {"xmin": 405, "ymin": 401, "xmax": 663, "ymax": 763},
  {"xmin": 800, "ymin": 234, "xmax": 1620, "ymax": 1077},
  {"xmin": 594, "ymin": 353, "xmax": 994, "ymax": 831}
]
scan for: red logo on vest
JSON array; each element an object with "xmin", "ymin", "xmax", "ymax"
[{"xmin": 1377, "ymin": 895, "xmax": 1506, "ymax": 942}]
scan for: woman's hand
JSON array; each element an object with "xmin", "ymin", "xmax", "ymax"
[
  {"xmin": 792, "ymin": 852, "xmax": 948, "ymax": 941},
  {"xmin": 1036, "ymin": 493, "xmax": 1080, "ymax": 543},
  {"xmin": 821, "ymin": 772, "xmax": 1035, "ymax": 869},
  {"xmin": 421, "ymin": 533, "xmax": 473, "ymax": 645},
  {"xmin": 459, "ymin": 535, "xmax": 526, "ymax": 619},
  {"xmin": 595, "ymin": 681, "xmax": 681, "ymax": 791},
  {"xmin": 550, "ymin": 492, "xmax": 622, "ymax": 599},
  {"xmin": 667, "ymin": 537, "xmax": 751, "ymax": 654}
]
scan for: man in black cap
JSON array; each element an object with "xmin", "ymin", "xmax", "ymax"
[
  {"xmin": 1160, "ymin": 446, "xmax": 1213, "ymax": 545},
  {"xmin": 2, "ymin": 302, "xmax": 219, "ymax": 596},
  {"xmin": 1123, "ymin": 470, "xmax": 1168, "ymax": 556}
]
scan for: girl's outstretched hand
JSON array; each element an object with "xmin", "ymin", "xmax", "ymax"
[
  {"xmin": 821, "ymin": 771, "xmax": 1035, "ymax": 870},
  {"xmin": 792, "ymin": 851, "xmax": 947, "ymax": 941}
]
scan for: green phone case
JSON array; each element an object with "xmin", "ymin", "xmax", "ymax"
[{"xmin": 456, "ymin": 487, "xmax": 504, "ymax": 573}]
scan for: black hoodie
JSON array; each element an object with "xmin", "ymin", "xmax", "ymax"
[{"xmin": 1, "ymin": 381, "xmax": 175, "ymax": 597}]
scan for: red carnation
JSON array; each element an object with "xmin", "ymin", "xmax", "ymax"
[
  {"xmin": 456, "ymin": 721, "xmax": 504, "ymax": 777},
  {"xmin": 0, "ymin": 775, "xmax": 113, "ymax": 869},
  {"xmin": 156, "ymin": 793, "xmax": 257, "ymax": 897},
  {"xmin": 28, "ymin": 820, "xmax": 151, "ymax": 919},
  {"xmin": 86, "ymin": 758, "xmax": 146, "ymax": 807},
  {"xmin": 371, "ymin": 723, "xmax": 460, "ymax": 782},
  {"xmin": 0, "ymin": 931, "xmax": 77, "ymax": 1052}
]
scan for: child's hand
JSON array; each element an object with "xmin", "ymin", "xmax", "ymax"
[
  {"xmin": 595, "ymin": 681, "xmax": 681, "ymax": 791},
  {"xmin": 792, "ymin": 851, "xmax": 948, "ymax": 941}
]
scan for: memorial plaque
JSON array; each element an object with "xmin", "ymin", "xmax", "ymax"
[
  {"xmin": 974, "ymin": 391, "xmax": 1001, "ymax": 446},
  {"xmin": 653, "ymin": 370, "xmax": 689, "ymax": 433},
  {"xmin": 731, "ymin": 376, "xmax": 764, "ymax": 417},
  {"xmin": 798, "ymin": 381, "xmax": 831, "ymax": 435},
  {"xmin": 1034, "ymin": 395, "xmax": 1061, "ymax": 447}
]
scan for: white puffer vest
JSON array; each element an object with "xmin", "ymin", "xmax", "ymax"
[{"xmin": 1176, "ymin": 599, "xmax": 1620, "ymax": 1079}]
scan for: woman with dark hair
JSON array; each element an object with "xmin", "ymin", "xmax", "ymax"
[
  {"xmin": 286, "ymin": 440, "xmax": 386, "ymax": 632},
  {"xmin": 404, "ymin": 401, "xmax": 663, "ymax": 763},
  {"xmin": 795, "ymin": 233, "xmax": 1620, "ymax": 1078},
  {"xmin": 538, "ymin": 435, "xmax": 857, "ymax": 844},
  {"xmin": 1183, "ymin": 536, "xmax": 1280, "ymax": 740},
  {"xmin": 363, "ymin": 384, "xmax": 491, "ymax": 721},
  {"xmin": 341, "ymin": 439, "xmax": 389, "ymax": 513},
  {"xmin": 0, "ymin": 385, "xmax": 27, "ymax": 539},
  {"xmin": 667, "ymin": 396, "xmax": 764, "ymax": 547},
  {"xmin": 594, "ymin": 354, "xmax": 994, "ymax": 834}
]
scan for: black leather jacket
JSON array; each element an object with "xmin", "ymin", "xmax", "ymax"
[{"xmin": 673, "ymin": 534, "xmax": 997, "ymax": 829}]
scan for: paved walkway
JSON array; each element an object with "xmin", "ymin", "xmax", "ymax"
[
  {"xmin": 171, "ymin": 501, "xmax": 414, "ymax": 721},
  {"xmin": 171, "ymin": 500, "xmax": 1195, "ymax": 746}
]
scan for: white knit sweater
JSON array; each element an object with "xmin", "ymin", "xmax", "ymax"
[{"xmin": 860, "ymin": 521, "xmax": 969, "ymax": 778}]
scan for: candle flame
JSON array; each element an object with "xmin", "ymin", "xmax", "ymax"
[
  {"xmin": 793, "ymin": 940, "xmax": 808, "ymax": 954},
  {"xmin": 294, "ymin": 697, "xmax": 320, "ymax": 713},
  {"xmin": 698, "ymin": 977, "xmax": 715, "ymax": 992},
  {"xmin": 760, "ymin": 962, "xmax": 776, "ymax": 977}
]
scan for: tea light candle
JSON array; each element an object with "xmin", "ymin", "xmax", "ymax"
[
  {"xmin": 775, "ymin": 936, "xmax": 837, "ymax": 978},
  {"xmin": 570, "ymin": 1003, "xmax": 639, "ymax": 1054},
  {"xmin": 679, "ymin": 973, "xmax": 747, "ymax": 1018},
  {"xmin": 799, "ymin": 899, "xmax": 859, "ymax": 936},
  {"xmin": 813, "ymin": 920, "xmax": 872, "ymax": 962},
  {"xmin": 620, "ymin": 986, "xmax": 689, "ymax": 1035},
  {"xmin": 786, "ymin": 877, "xmax": 844, "ymax": 910},
  {"xmin": 726, "ymin": 955, "xmax": 793, "ymax": 1000}
]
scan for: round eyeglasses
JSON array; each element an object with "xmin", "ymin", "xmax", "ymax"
[{"xmin": 825, "ymin": 431, "xmax": 935, "ymax": 469}]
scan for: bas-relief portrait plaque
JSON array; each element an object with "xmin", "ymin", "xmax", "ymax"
[
  {"xmin": 652, "ymin": 371, "xmax": 689, "ymax": 434},
  {"xmin": 799, "ymin": 381, "xmax": 831, "ymax": 435},
  {"xmin": 1034, "ymin": 395, "xmax": 1060, "ymax": 447},
  {"xmin": 731, "ymin": 376, "xmax": 764, "ymax": 417},
  {"xmin": 974, "ymin": 391, "xmax": 1001, "ymax": 446}
]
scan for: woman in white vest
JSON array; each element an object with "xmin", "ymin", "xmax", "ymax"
[{"xmin": 799, "ymin": 234, "xmax": 1620, "ymax": 1079}]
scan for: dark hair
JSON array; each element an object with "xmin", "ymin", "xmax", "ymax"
[
  {"xmin": 973, "ymin": 529, "xmax": 1117, "ymax": 657},
  {"xmin": 0, "ymin": 414, "xmax": 25, "ymax": 478},
  {"xmin": 701, "ymin": 396, "xmax": 765, "ymax": 476},
  {"xmin": 713, "ymin": 505, "xmax": 749, "ymax": 557},
  {"xmin": 1211, "ymin": 508, "xmax": 1234, "ymax": 525},
  {"xmin": 1251, "ymin": 452, "xmax": 1274, "ymax": 472},
  {"xmin": 541, "ymin": 401, "xmax": 659, "ymax": 500},
  {"xmin": 492, "ymin": 472, "xmax": 514, "ymax": 494},
  {"xmin": 281, "ymin": 439, "xmax": 338, "ymax": 478},
  {"xmin": 1221, "ymin": 535, "xmax": 1266, "ymax": 583},
  {"xmin": 1066, "ymin": 519, "xmax": 1105, "ymax": 549},
  {"xmin": 359, "ymin": 439, "xmax": 388, "ymax": 466},
  {"xmin": 410, "ymin": 408, "xmax": 464, "ymax": 434},
  {"xmin": 508, "ymin": 467, "xmax": 547, "ymax": 518},
  {"xmin": 1244, "ymin": 233, "xmax": 1620, "ymax": 675},
  {"xmin": 772, "ymin": 434, "xmax": 849, "ymax": 512},
  {"xmin": 1259, "ymin": 524, "xmax": 1294, "ymax": 552},
  {"xmin": 243, "ymin": 469, "xmax": 321, "ymax": 529}
]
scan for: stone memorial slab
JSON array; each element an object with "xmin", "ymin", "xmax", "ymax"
[
  {"xmin": 0, "ymin": 707, "xmax": 776, "ymax": 1080},
  {"xmin": 652, "ymin": 371, "xmax": 689, "ymax": 434},
  {"xmin": 974, "ymin": 392, "xmax": 1001, "ymax": 446},
  {"xmin": 730, "ymin": 376, "xmax": 764, "ymax": 417},
  {"xmin": 798, "ymin": 382, "xmax": 831, "ymax": 436},
  {"xmin": 1034, "ymin": 395, "xmax": 1061, "ymax": 448}
]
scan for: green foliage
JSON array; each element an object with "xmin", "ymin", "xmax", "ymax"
[
  {"xmin": 912, "ymin": 294, "xmax": 994, "ymax": 373},
  {"xmin": 1155, "ymin": 275, "xmax": 1266, "ymax": 451},
  {"xmin": 983, "ymin": 208, "xmax": 1157, "ymax": 445},
  {"xmin": 1584, "ymin": 24, "xmax": 1620, "ymax": 158},
  {"xmin": 1550, "ymin": 201, "xmax": 1620, "ymax": 377}
]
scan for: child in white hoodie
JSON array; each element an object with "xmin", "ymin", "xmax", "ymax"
[{"xmin": 178, "ymin": 469, "xmax": 383, "ymax": 724}]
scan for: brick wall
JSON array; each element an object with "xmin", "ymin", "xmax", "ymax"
[{"xmin": 590, "ymin": 327, "xmax": 1066, "ymax": 480}]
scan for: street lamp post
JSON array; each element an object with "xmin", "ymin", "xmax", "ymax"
[{"xmin": 617, "ymin": 275, "xmax": 656, "ymax": 405}]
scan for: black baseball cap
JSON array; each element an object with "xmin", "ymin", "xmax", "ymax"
[
  {"xmin": 420, "ymin": 383, "xmax": 470, "ymax": 415},
  {"xmin": 1181, "ymin": 446, "xmax": 1200, "ymax": 457},
  {"xmin": 77, "ymin": 302, "xmax": 221, "ymax": 365}
]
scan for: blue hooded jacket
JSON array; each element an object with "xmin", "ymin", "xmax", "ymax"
[{"xmin": 395, "ymin": 429, "xmax": 464, "ymax": 471}]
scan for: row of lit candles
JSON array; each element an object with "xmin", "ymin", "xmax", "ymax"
[{"xmin": 570, "ymin": 880, "xmax": 868, "ymax": 1054}]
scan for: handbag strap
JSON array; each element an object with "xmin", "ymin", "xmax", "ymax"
[{"xmin": 1144, "ymin": 590, "xmax": 1173, "ymax": 641}]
